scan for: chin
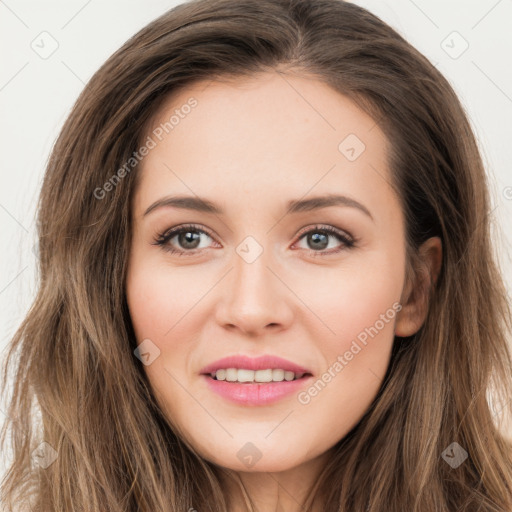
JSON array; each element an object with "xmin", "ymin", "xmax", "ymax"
[
  {"xmin": 200, "ymin": 444, "xmax": 303, "ymax": 474},
  {"xmin": 224, "ymin": 458, "xmax": 299, "ymax": 474}
]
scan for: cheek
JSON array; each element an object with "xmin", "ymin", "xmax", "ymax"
[
  {"xmin": 293, "ymin": 248, "xmax": 404, "ymax": 418},
  {"xmin": 321, "ymin": 273, "xmax": 401, "ymax": 350},
  {"xmin": 125, "ymin": 260, "xmax": 198, "ymax": 421},
  {"xmin": 293, "ymin": 249, "xmax": 403, "ymax": 342},
  {"xmin": 291, "ymin": 277, "xmax": 401, "ymax": 441},
  {"xmin": 126, "ymin": 257, "xmax": 205, "ymax": 341},
  {"xmin": 125, "ymin": 255, "xmax": 216, "ymax": 392}
]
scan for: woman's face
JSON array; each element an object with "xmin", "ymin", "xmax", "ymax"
[{"xmin": 126, "ymin": 71, "xmax": 408, "ymax": 472}]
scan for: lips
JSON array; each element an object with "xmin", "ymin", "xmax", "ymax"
[
  {"xmin": 199, "ymin": 354, "xmax": 312, "ymax": 375},
  {"xmin": 203, "ymin": 374, "xmax": 314, "ymax": 406},
  {"xmin": 199, "ymin": 355, "xmax": 314, "ymax": 406}
]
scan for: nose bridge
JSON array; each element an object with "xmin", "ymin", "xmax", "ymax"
[
  {"xmin": 215, "ymin": 235, "xmax": 292, "ymax": 333},
  {"xmin": 231, "ymin": 238, "xmax": 276, "ymax": 309}
]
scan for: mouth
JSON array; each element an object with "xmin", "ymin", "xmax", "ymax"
[{"xmin": 199, "ymin": 355, "xmax": 314, "ymax": 405}]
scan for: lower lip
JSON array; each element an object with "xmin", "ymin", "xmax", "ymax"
[{"xmin": 202, "ymin": 374, "xmax": 313, "ymax": 406}]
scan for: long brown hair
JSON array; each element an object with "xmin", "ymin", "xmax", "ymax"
[{"xmin": 2, "ymin": 0, "xmax": 512, "ymax": 510}]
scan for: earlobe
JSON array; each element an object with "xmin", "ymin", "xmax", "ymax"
[{"xmin": 395, "ymin": 237, "xmax": 442, "ymax": 337}]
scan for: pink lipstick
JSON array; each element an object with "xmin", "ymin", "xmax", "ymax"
[{"xmin": 200, "ymin": 354, "xmax": 314, "ymax": 406}]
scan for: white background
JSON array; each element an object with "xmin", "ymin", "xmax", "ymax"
[{"xmin": 1, "ymin": 0, "xmax": 511, "ymax": 475}]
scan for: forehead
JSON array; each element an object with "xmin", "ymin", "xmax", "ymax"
[{"xmin": 134, "ymin": 71, "xmax": 396, "ymax": 218}]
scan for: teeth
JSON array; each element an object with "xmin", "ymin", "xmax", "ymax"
[
  {"xmin": 254, "ymin": 369, "xmax": 272, "ymax": 382},
  {"xmin": 226, "ymin": 368, "xmax": 238, "ymax": 382},
  {"xmin": 215, "ymin": 369, "xmax": 226, "ymax": 381},
  {"xmin": 211, "ymin": 368, "xmax": 305, "ymax": 383},
  {"xmin": 272, "ymin": 369, "xmax": 285, "ymax": 381},
  {"xmin": 237, "ymin": 369, "xmax": 255, "ymax": 382},
  {"xmin": 284, "ymin": 370, "xmax": 295, "ymax": 381}
]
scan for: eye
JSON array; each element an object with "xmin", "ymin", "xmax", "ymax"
[
  {"xmin": 152, "ymin": 223, "xmax": 356, "ymax": 257},
  {"xmin": 292, "ymin": 225, "xmax": 355, "ymax": 256},
  {"xmin": 152, "ymin": 224, "xmax": 217, "ymax": 255}
]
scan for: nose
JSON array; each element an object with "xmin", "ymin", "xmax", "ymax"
[{"xmin": 214, "ymin": 246, "xmax": 294, "ymax": 336}]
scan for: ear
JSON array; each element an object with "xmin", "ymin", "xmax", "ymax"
[{"xmin": 395, "ymin": 236, "xmax": 442, "ymax": 337}]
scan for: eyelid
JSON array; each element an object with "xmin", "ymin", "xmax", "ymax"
[
  {"xmin": 294, "ymin": 224, "xmax": 354, "ymax": 243},
  {"xmin": 158, "ymin": 223, "xmax": 215, "ymax": 242}
]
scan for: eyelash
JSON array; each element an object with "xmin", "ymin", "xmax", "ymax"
[{"xmin": 152, "ymin": 223, "xmax": 356, "ymax": 257}]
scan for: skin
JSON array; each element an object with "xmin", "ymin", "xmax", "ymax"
[{"xmin": 126, "ymin": 69, "xmax": 442, "ymax": 511}]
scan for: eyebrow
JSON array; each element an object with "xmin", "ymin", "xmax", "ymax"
[{"xmin": 143, "ymin": 193, "xmax": 374, "ymax": 221}]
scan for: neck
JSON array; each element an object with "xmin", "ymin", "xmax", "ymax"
[{"xmin": 218, "ymin": 447, "xmax": 334, "ymax": 512}]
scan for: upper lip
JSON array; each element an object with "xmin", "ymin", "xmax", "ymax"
[{"xmin": 200, "ymin": 355, "xmax": 312, "ymax": 375}]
